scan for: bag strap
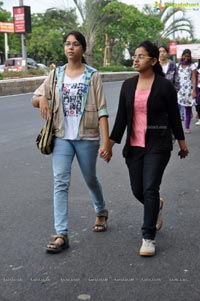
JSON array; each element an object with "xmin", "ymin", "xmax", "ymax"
[{"xmin": 50, "ymin": 69, "xmax": 57, "ymax": 112}]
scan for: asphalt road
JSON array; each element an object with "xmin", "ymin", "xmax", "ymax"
[{"xmin": 0, "ymin": 82, "xmax": 200, "ymax": 301}]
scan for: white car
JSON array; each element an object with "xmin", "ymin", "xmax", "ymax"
[
  {"xmin": 4, "ymin": 57, "xmax": 39, "ymax": 72},
  {"xmin": 37, "ymin": 63, "xmax": 49, "ymax": 75}
]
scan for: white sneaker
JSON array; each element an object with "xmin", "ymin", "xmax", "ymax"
[
  {"xmin": 139, "ymin": 239, "xmax": 156, "ymax": 256},
  {"xmin": 195, "ymin": 119, "xmax": 200, "ymax": 125},
  {"xmin": 156, "ymin": 198, "xmax": 164, "ymax": 231}
]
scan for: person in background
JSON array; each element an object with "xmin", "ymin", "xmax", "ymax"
[
  {"xmin": 49, "ymin": 62, "xmax": 57, "ymax": 69},
  {"xmin": 177, "ymin": 49, "xmax": 196, "ymax": 133},
  {"xmin": 108, "ymin": 40, "xmax": 188, "ymax": 257},
  {"xmin": 195, "ymin": 59, "xmax": 200, "ymax": 125},
  {"xmin": 32, "ymin": 30, "xmax": 111, "ymax": 254},
  {"xmin": 159, "ymin": 45, "xmax": 180, "ymax": 91}
]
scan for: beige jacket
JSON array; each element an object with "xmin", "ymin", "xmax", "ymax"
[{"xmin": 34, "ymin": 65, "xmax": 109, "ymax": 139}]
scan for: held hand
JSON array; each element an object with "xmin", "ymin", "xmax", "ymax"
[
  {"xmin": 178, "ymin": 148, "xmax": 189, "ymax": 159},
  {"xmin": 39, "ymin": 96, "xmax": 51, "ymax": 120},
  {"xmin": 99, "ymin": 143, "xmax": 112, "ymax": 163}
]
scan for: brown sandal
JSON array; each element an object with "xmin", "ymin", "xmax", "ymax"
[
  {"xmin": 46, "ymin": 234, "xmax": 69, "ymax": 253},
  {"xmin": 92, "ymin": 210, "xmax": 108, "ymax": 232}
]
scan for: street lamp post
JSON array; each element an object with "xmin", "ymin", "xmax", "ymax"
[{"xmin": 19, "ymin": 0, "xmax": 27, "ymax": 69}]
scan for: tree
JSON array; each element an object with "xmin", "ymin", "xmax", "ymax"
[
  {"xmin": 26, "ymin": 9, "xmax": 78, "ymax": 65},
  {"xmin": 48, "ymin": 0, "xmax": 164, "ymax": 66},
  {"xmin": 101, "ymin": 2, "xmax": 164, "ymax": 64},
  {"xmin": 50, "ymin": 0, "xmax": 113, "ymax": 65},
  {"xmin": 0, "ymin": 2, "xmax": 14, "ymax": 61},
  {"xmin": 74, "ymin": 0, "xmax": 112, "ymax": 65}
]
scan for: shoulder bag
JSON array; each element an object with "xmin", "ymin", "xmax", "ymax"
[{"xmin": 36, "ymin": 69, "xmax": 57, "ymax": 155}]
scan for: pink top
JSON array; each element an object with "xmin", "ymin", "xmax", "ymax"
[{"xmin": 130, "ymin": 89, "xmax": 150, "ymax": 147}]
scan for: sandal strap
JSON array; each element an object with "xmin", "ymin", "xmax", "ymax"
[
  {"xmin": 94, "ymin": 222, "xmax": 107, "ymax": 227},
  {"xmin": 96, "ymin": 210, "xmax": 108, "ymax": 219},
  {"xmin": 52, "ymin": 234, "xmax": 68, "ymax": 243},
  {"xmin": 48, "ymin": 241, "xmax": 60, "ymax": 246}
]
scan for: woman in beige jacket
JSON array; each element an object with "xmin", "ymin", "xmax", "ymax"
[{"xmin": 32, "ymin": 30, "xmax": 111, "ymax": 253}]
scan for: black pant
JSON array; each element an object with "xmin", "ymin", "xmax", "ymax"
[
  {"xmin": 195, "ymin": 105, "xmax": 200, "ymax": 116},
  {"xmin": 126, "ymin": 148, "xmax": 171, "ymax": 240}
]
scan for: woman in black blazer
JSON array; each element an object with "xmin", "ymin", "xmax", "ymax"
[{"xmin": 109, "ymin": 41, "xmax": 189, "ymax": 257}]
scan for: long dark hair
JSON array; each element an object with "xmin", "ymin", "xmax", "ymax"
[
  {"xmin": 63, "ymin": 30, "xmax": 87, "ymax": 63},
  {"xmin": 137, "ymin": 40, "xmax": 164, "ymax": 77},
  {"xmin": 197, "ymin": 59, "xmax": 200, "ymax": 69}
]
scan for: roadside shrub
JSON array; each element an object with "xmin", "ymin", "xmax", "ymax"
[
  {"xmin": 1, "ymin": 68, "xmax": 47, "ymax": 80},
  {"xmin": 121, "ymin": 59, "xmax": 134, "ymax": 67}
]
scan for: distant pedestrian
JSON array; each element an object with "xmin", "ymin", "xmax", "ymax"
[
  {"xmin": 195, "ymin": 59, "xmax": 200, "ymax": 125},
  {"xmin": 108, "ymin": 40, "xmax": 189, "ymax": 257},
  {"xmin": 177, "ymin": 49, "xmax": 196, "ymax": 133},
  {"xmin": 159, "ymin": 45, "xmax": 180, "ymax": 91},
  {"xmin": 50, "ymin": 62, "xmax": 57, "ymax": 69}
]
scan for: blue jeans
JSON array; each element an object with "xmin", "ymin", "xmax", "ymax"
[
  {"xmin": 178, "ymin": 104, "xmax": 192, "ymax": 129},
  {"xmin": 126, "ymin": 148, "xmax": 171, "ymax": 240},
  {"xmin": 52, "ymin": 138, "xmax": 106, "ymax": 235},
  {"xmin": 179, "ymin": 105, "xmax": 185, "ymax": 120}
]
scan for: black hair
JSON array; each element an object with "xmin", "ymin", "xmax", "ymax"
[
  {"xmin": 63, "ymin": 30, "xmax": 87, "ymax": 63},
  {"xmin": 158, "ymin": 45, "xmax": 169, "ymax": 53},
  {"xmin": 136, "ymin": 40, "xmax": 165, "ymax": 77},
  {"xmin": 182, "ymin": 48, "xmax": 191, "ymax": 56},
  {"xmin": 197, "ymin": 59, "xmax": 200, "ymax": 69}
]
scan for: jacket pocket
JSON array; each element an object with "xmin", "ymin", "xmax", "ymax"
[{"xmin": 83, "ymin": 104, "xmax": 98, "ymax": 129}]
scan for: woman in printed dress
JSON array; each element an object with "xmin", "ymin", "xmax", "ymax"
[{"xmin": 177, "ymin": 49, "xmax": 196, "ymax": 133}]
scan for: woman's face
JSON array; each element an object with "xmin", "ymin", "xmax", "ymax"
[
  {"xmin": 133, "ymin": 47, "xmax": 155, "ymax": 72},
  {"xmin": 64, "ymin": 34, "xmax": 84, "ymax": 61},
  {"xmin": 182, "ymin": 53, "xmax": 191, "ymax": 62},
  {"xmin": 159, "ymin": 47, "xmax": 168, "ymax": 61}
]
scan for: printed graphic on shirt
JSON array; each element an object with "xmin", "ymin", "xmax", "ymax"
[
  {"xmin": 62, "ymin": 74, "xmax": 87, "ymax": 140},
  {"xmin": 62, "ymin": 82, "xmax": 84, "ymax": 117}
]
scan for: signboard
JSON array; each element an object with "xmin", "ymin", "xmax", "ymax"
[
  {"xmin": 13, "ymin": 6, "xmax": 31, "ymax": 33},
  {"xmin": 13, "ymin": 6, "xmax": 26, "ymax": 32},
  {"xmin": 0, "ymin": 22, "xmax": 14, "ymax": 33},
  {"xmin": 176, "ymin": 43, "xmax": 200, "ymax": 59},
  {"xmin": 169, "ymin": 41, "xmax": 178, "ymax": 55}
]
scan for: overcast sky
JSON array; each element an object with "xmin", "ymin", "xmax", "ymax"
[{"xmin": 2, "ymin": 0, "xmax": 200, "ymax": 38}]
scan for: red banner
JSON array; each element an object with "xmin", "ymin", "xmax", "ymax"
[{"xmin": 169, "ymin": 42, "xmax": 178, "ymax": 55}]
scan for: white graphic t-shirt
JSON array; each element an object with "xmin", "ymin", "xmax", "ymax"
[{"xmin": 62, "ymin": 73, "xmax": 84, "ymax": 139}]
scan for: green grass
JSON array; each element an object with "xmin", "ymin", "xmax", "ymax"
[{"xmin": 1, "ymin": 69, "xmax": 48, "ymax": 80}]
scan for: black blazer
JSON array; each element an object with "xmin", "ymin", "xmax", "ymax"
[{"xmin": 110, "ymin": 74, "xmax": 185, "ymax": 157}]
